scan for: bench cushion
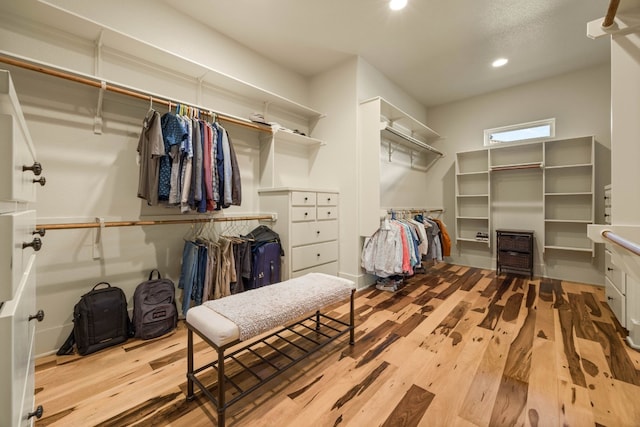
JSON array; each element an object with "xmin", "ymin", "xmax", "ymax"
[{"xmin": 186, "ymin": 273, "xmax": 355, "ymax": 347}]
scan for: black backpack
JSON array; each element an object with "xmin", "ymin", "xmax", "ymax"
[
  {"xmin": 57, "ymin": 282, "xmax": 130, "ymax": 356},
  {"xmin": 132, "ymin": 269, "xmax": 178, "ymax": 340}
]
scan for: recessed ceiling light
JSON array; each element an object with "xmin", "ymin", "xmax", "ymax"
[
  {"xmin": 492, "ymin": 58, "xmax": 509, "ymax": 68},
  {"xmin": 389, "ymin": 0, "xmax": 407, "ymax": 11}
]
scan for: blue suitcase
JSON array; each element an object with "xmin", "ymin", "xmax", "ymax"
[{"xmin": 248, "ymin": 241, "xmax": 281, "ymax": 289}]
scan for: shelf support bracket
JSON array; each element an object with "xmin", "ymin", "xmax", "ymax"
[
  {"xmin": 94, "ymin": 80, "xmax": 106, "ymax": 134},
  {"xmin": 94, "ymin": 29, "xmax": 103, "ymax": 78}
]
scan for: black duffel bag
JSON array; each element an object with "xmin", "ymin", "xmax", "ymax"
[{"xmin": 57, "ymin": 282, "xmax": 131, "ymax": 356}]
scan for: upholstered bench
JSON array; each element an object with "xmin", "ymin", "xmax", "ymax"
[{"xmin": 185, "ymin": 273, "xmax": 356, "ymax": 427}]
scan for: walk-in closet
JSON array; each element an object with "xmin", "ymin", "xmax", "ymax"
[{"xmin": 2, "ymin": 0, "xmax": 640, "ymax": 426}]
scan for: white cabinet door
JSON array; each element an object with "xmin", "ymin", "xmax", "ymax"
[{"xmin": 0, "ymin": 255, "xmax": 37, "ymax": 427}]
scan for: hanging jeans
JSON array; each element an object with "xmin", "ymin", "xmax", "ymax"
[{"xmin": 178, "ymin": 240, "xmax": 199, "ymax": 316}]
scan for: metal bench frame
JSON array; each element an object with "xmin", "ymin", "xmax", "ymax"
[{"xmin": 186, "ymin": 289, "xmax": 355, "ymax": 427}]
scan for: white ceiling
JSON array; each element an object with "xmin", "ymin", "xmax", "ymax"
[{"xmin": 163, "ymin": 0, "xmax": 620, "ymax": 107}]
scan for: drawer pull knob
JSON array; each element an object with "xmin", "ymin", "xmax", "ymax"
[
  {"xmin": 33, "ymin": 228, "xmax": 46, "ymax": 237},
  {"xmin": 607, "ymin": 296, "xmax": 614, "ymax": 301},
  {"xmin": 316, "ymin": 230, "xmax": 320, "ymax": 234},
  {"xmin": 33, "ymin": 176, "xmax": 47, "ymax": 186},
  {"xmin": 28, "ymin": 405, "xmax": 44, "ymax": 420},
  {"xmin": 23, "ymin": 237, "xmax": 42, "ymax": 251},
  {"xmin": 607, "ymin": 267, "xmax": 614, "ymax": 271},
  {"xmin": 317, "ymin": 253, "xmax": 321, "ymax": 257},
  {"xmin": 304, "ymin": 212, "xmax": 308, "ymax": 216},
  {"xmin": 23, "ymin": 162, "xmax": 43, "ymax": 176},
  {"xmin": 304, "ymin": 197, "xmax": 308, "ymax": 201},
  {"xmin": 604, "ymin": 213, "xmax": 610, "ymax": 217},
  {"xmin": 29, "ymin": 309, "xmax": 45, "ymax": 322}
]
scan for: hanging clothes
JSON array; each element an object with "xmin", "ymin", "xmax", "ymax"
[
  {"xmin": 136, "ymin": 108, "xmax": 242, "ymax": 213},
  {"xmin": 431, "ymin": 218, "xmax": 451, "ymax": 257},
  {"xmin": 136, "ymin": 109, "xmax": 165, "ymax": 206}
]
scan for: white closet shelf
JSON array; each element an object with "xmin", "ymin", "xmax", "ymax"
[
  {"xmin": 273, "ymin": 129, "xmax": 325, "ymax": 146},
  {"xmin": 457, "ymin": 216, "xmax": 489, "ymax": 220},
  {"xmin": 544, "ymin": 219, "xmax": 593, "ymax": 223},
  {"xmin": 545, "ymin": 163, "xmax": 592, "ymax": 169},
  {"xmin": 457, "ymin": 194, "xmax": 489, "ymax": 197},
  {"xmin": 458, "ymin": 237, "xmax": 490, "ymax": 243},
  {"xmin": 2, "ymin": 3, "xmax": 325, "ymax": 123},
  {"xmin": 544, "ymin": 245, "xmax": 593, "ymax": 252},
  {"xmin": 544, "ymin": 192, "xmax": 593, "ymax": 196},
  {"xmin": 457, "ymin": 171, "xmax": 488, "ymax": 176}
]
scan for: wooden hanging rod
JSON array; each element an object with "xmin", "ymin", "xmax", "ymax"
[
  {"xmin": 602, "ymin": 0, "xmax": 620, "ymax": 28},
  {"xmin": 36, "ymin": 214, "xmax": 276, "ymax": 231},
  {"xmin": 387, "ymin": 208, "xmax": 445, "ymax": 214},
  {"xmin": 0, "ymin": 54, "xmax": 273, "ymax": 133},
  {"xmin": 490, "ymin": 162, "xmax": 543, "ymax": 172}
]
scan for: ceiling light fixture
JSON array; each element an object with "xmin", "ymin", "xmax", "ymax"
[
  {"xmin": 389, "ymin": 0, "xmax": 407, "ymax": 11},
  {"xmin": 492, "ymin": 58, "xmax": 509, "ymax": 68}
]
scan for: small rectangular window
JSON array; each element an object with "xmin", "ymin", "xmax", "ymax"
[{"xmin": 484, "ymin": 118, "xmax": 555, "ymax": 146}]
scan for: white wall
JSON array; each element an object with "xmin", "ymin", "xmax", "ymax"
[
  {"xmin": 32, "ymin": 0, "xmax": 310, "ymax": 106},
  {"xmin": 309, "ymin": 58, "xmax": 359, "ymax": 282},
  {"xmin": 426, "ymin": 64, "xmax": 611, "ymax": 284}
]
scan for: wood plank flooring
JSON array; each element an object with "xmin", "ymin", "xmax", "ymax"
[{"xmin": 34, "ymin": 264, "xmax": 640, "ymax": 426}]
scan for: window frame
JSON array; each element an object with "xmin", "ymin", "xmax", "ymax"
[{"xmin": 484, "ymin": 118, "xmax": 555, "ymax": 147}]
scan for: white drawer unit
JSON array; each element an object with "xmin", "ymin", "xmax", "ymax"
[
  {"xmin": 0, "ymin": 211, "xmax": 39, "ymax": 303},
  {"xmin": 259, "ymin": 188, "xmax": 340, "ymax": 280},
  {"xmin": 605, "ymin": 276, "xmax": 626, "ymax": 328},
  {"xmin": 0, "ymin": 70, "xmax": 44, "ymax": 425},
  {"xmin": 602, "ymin": 184, "xmax": 626, "ymax": 328},
  {"xmin": 0, "ymin": 256, "xmax": 39, "ymax": 427},
  {"xmin": 291, "ymin": 206, "xmax": 317, "ymax": 222},
  {"xmin": 292, "ymin": 241, "xmax": 339, "ymax": 271}
]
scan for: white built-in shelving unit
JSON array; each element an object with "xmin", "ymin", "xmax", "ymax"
[
  {"xmin": 359, "ymin": 97, "xmax": 442, "ymax": 236},
  {"xmin": 455, "ymin": 149, "xmax": 490, "ymax": 246},
  {"xmin": 543, "ymin": 136, "xmax": 595, "ymax": 254},
  {"xmin": 455, "ymin": 136, "xmax": 595, "ymax": 256}
]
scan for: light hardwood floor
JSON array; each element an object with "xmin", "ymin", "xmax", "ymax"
[{"xmin": 34, "ymin": 264, "xmax": 640, "ymax": 426}]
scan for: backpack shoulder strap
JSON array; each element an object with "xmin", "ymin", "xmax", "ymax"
[{"xmin": 56, "ymin": 329, "xmax": 75, "ymax": 356}]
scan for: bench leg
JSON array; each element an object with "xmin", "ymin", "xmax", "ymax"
[
  {"xmin": 187, "ymin": 329, "xmax": 194, "ymax": 400},
  {"xmin": 349, "ymin": 289, "xmax": 355, "ymax": 345},
  {"xmin": 315, "ymin": 310, "xmax": 320, "ymax": 331},
  {"xmin": 217, "ymin": 347, "xmax": 226, "ymax": 427}
]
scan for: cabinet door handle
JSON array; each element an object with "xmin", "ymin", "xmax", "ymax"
[
  {"xmin": 316, "ymin": 230, "xmax": 320, "ymax": 234},
  {"xmin": 29, "ymin": 309, "xmax": 45, "ymax": 322},
  {"xmin": 316, "ymin": 253, "xmax": 321, "ymax": 257},
  {"xmin": 28, "ymin": 405, "xmax": 44, "ymax": 420},
  {"xmin": 23, "ymin": 162, "xmax": 43, "ymax": 176},
  {"xmin": 607, "ymin": 267, "xmax": 614, "ymax": 271},
  {"xmin": 607, "ymin": 296, "xmax": 614, "ymax": 301},
  {"xmin": 33, "ymin": 228, "xmax": 46, "ymax": 237},
  {"xmin": 23, "ymin": 237, "xmax": 42, "ymax": 251},
  {"xmin": 33, "ymin": 176, "xmax": 47, "ymax": 186}
]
